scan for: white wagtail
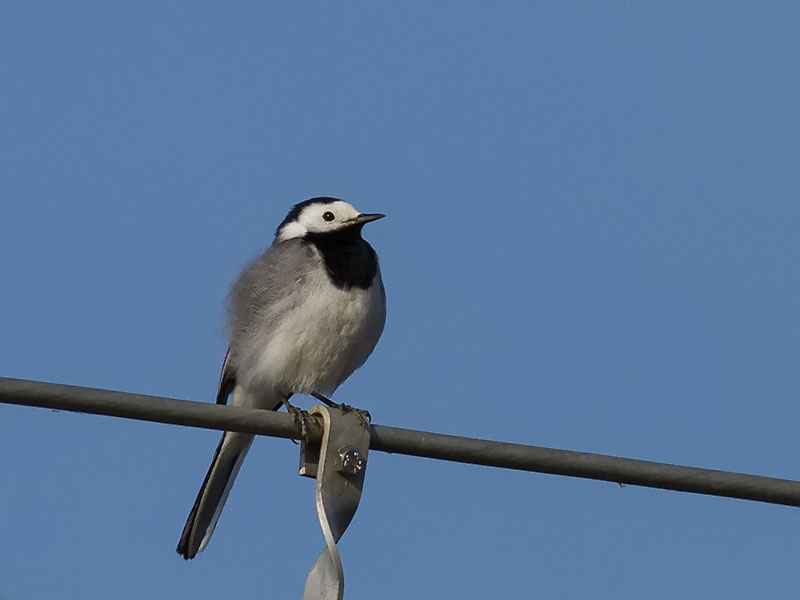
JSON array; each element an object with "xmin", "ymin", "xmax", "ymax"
[{"xmin": 177, "ymin": 197, "xmax": 386, "ymax": 559}]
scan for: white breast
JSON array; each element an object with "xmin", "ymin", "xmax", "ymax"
[{"xmin": 246, "ymin": 267, "xmax": 386, "ymax": 397}]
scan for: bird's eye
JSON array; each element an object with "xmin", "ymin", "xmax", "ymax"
[{"xmin": 322, "ymin": 211, "xmax": 335, "ymax": 222}]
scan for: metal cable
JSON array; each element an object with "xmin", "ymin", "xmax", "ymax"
[{"xmin": 2, "ymin": 376, "xmax": 799, "ymax": 508}]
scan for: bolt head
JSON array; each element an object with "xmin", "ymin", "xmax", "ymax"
[{"xmin": 339, "ymin": 447, "xmax": 365, "ymax": 475}]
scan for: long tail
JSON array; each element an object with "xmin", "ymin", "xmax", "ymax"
[{"xmin": 177, "ymin": 430, "xmax": 254, "ymax": 559}]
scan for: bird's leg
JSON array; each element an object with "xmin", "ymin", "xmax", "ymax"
[
  {"xmin": 311, "ymin": 391, "xmax": 343, "ymax": 409},
  {"xmin": 311, "ymin": 392, "xmax": 371, "ymax": 427}
]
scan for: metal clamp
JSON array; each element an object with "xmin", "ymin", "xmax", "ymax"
[{"xmin": 299, "ymin": 405, "xmax": 371, "ymax": 600}]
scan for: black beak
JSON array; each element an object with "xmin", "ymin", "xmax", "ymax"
[{"xmin": 352, "ymin": 213, "xmax": 385, "ymax": 225}]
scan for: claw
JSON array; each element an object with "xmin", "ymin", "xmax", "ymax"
[
  {"xmin": 282, "ymin": 397, "xmax": 313, "ymax": 442},
  {"xmin": 354, "ymin": 408, "xmax": 371, "ymax": 428}
]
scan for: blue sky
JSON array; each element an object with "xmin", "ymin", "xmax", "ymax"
[{"xmin": 2, "ymin": 3, "xmax": 800, "ymax": 598}]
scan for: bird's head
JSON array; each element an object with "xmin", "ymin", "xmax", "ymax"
[{"xmin": 276, "ymin": 197, "xmax": 384, "ymax": 241}]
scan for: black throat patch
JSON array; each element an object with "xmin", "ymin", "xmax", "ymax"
[{"xmin": 305, "ymin": 226, "xmax": 378, "ymax": 290}]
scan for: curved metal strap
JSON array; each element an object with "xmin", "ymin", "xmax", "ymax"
[{"xmin": 302, "ymin": 405, "xmax": 371, "ymax": 600}]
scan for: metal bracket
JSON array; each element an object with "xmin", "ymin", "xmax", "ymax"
[{"xmin": 299, "ymin": 405, "xmax": 371, "ymax": 600}]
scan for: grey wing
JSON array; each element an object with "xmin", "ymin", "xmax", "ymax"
[{"xmin": 227, "ymin": 239, "xmax": 315, "ymax": 355}]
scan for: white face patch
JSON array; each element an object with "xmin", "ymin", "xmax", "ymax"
[{"xmin": 277, "ymin": 200, "xmax": 363, "ymax": 241}]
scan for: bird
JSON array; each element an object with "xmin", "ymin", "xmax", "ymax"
[{"xmin": 177, "ymin": 197, "xmax": 386, "ymax": 560}]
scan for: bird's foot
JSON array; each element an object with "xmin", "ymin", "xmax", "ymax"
[
  {"xmin": 352, "ymin": 407, "xmax": 372, "ymax": 428},
  {"xmin": 282, "ymin": 397, "xmax": 312, "ymax": 442}
]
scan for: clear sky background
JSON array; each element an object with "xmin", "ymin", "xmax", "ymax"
[{"xmin": 2, "ymin": 3, "xmax": 799, "ymax": 599}]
